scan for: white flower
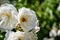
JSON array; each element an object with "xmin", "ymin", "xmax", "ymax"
[
  {"xmin": 4, "ymin": 31, "xmax": 38, "ymax": 40},
  {"xmin": 17, "ymin": 7, "xmax": 37, "ymax": 32},
  {"xmin": 57, "ymin": 4, "xmax": 60, "ymax": 11},
  {"xmin": 57, "ymin": 30, "xmax": 60, "ymax": 36},
  {"xmin": 0, "ymin": 3, "xmax": 18, "ymax": 32},
  {"xmin": 1, "ymin": 3, "xmax": 18, "ymax": 15},
  {"xmin": 49, "ymin": 27, "xmax": 57, "ymax": 37},
  {"xmin": 4, "ymin": 31, "xmax": 25, "ymax": 40}
]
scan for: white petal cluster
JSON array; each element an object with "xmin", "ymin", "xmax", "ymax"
[
  {"xmin": 4, "ymin": 7, "xmax": 39, "ymax": 40},
  {"xmin": 17, "ymin": 7, "xmax": 37, "ymax": 32},
  {"xmin": 57, "ymin": 4, "xmax": 60, "ymax": 11},
  {"xmin": 4, "ymin": 31, "xmax": 38, "ymax": 40},
  {"xmin": 0, "ymin": 3, "xmax": 18, "ymax": 31},
  {"xmin": 0, "ymin": 2, "xmax": 40, "ymax": 40},
  {"xmin": 49, "ymin": 27, "xmax": 57, "ymax": 37},
  {"xmin": 4, "ymin": 31, "xmax": 25, "ymax": 40},
  {"xmin": 49, "ymin": 30, "xmax": 57, "ymax": 37},
  {"xmin": 57, "ymin": 30, "xmax": 60, "ymax": 36}
]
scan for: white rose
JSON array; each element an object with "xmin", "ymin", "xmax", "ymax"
[
  {"xmin": 0, "ymin": 3, "xmax": 18, "ymax": 32},
  {"xmin": 49, "ymin": 29, "xmax": 57, "ymax": 37},
  {"xmin": 57, "ymin": 4, "xmax": 60, "ymax": 11},
  {"xmin": 57, "ymin": 30, "xmax": 60, "ymax": 36},
  {"xmin": 4, "ymin": 31, "xmax": 25, "ymax": 40},
  {"xmin": 17, "ymin": 7, "xmax": 37, "ymax": 32},
  {"xmin": 4, "ymin": 31, "xmax": 38, "ymax": 40}
]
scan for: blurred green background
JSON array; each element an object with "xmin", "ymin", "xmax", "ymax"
[{"xmin": 0, "ymin": 0, "xmax": 60, "ymax": 40}]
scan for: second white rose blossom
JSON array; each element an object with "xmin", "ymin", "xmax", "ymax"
[
  {"xmin": 4, "ymin": 31, "xmax": 38, "ymax": 40},
  {"xmin": 0, "ymin": 3, "xmax": 18, "ymax": 32},
  {"xmin": 57, "ymin": 30, "xmax": 60, "ymax": 36},
  {"xmin": 57, "ymin": 4, "xmax": 60, "ymax": 11},
  {"xmin": 49, "ymin": 27, "xmax": 57, "ymax": 37},
  {"xmin": 17, "ymin": 7, "xmax": 37, "ymax": 32}
]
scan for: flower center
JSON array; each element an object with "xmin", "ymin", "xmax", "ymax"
[
  {"xmin": 18, "ymin": 38, "xmax": 21, "ymax": 40},
  {"xmin": 20, "ymin": 17, "xmax": 27, "ymax": 22}
]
